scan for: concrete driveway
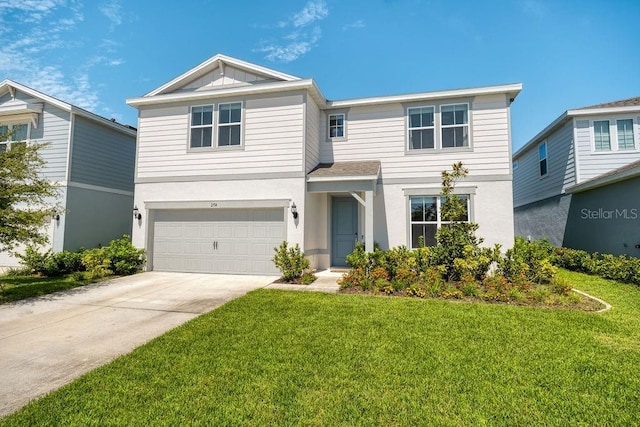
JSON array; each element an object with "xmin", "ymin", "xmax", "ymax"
[{"xmin": 0, "ymin": 272, "xmax": 275, "ymax": 417}]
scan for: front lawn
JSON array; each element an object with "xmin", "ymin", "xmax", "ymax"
[
  {"xmin": 2, "ymin": 270, "xmax": 639, "ymax": 425},
  {"xmin": 0, "ymin": 273, "xmax": 103, "ymax": 304}
]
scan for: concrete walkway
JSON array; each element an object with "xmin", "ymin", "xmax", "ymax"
[
  {"xmin": 265, "ymin": 269, "xmax": 343, "ymax": 293},
  {"xmin": 0, "ymin": 272, "xmax": 275, "ymax": 417}
]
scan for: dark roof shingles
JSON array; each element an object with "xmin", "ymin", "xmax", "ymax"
[{"xmin": 576, "ymin": 96, "xmax": 640, "ymax": 110}]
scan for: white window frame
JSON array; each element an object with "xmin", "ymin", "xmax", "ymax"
[
  {"xmin": 327, "ymin": 112, "xmax": 346, "ymax": 140},
  {"xmin": 407, "ymin": 105, "xmax": 436, "ymax": 150},
  {"xmin": 217, "ymin": 101, "xmax": 243, "ymax": 149},
  {"xmin": 408, "ymin": 194, "xmax": 470, "ymax": 249},
  {"xmin": 188, "ymin": 105, "xmax": 214, "ymax": 149},
  {"xmin": 593, "ymin": 120, "xmax": 611, "ymax": 152},
  {"xmin": 440, "ymin": 103, "xmax": 470, "ymax": 149},
  {"xmin": 0, "ymin": 122, "xmax": 31, "ymax": 152},
  {"xmin": 616, "ymin": 118, "xmax": 635, "ymax": 151},
  {"xmin": 590, "ymin": 117, "xmax": 639, "ymax": 154},
  {"xmin": 538, "ymin": 140, "xmax": 548, "ymax": 177}
]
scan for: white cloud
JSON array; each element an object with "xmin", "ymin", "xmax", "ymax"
[
  {"xmin": 292, "ymin": 0, "xmax": 328, "ymax": 27},
  {"xmin": 100, "ymin": 0, "xmax": 122, "ymax": 30},
  {"xmin": 343, "ymin": 19, "xmax": 365, "ymax": 31},
  {"xmin": 257, "ymin": 1, "xmax": 329, "ymax": 63}
]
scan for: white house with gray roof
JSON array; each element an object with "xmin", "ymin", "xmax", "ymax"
[
  {"xmin": 0, "ymin": 80, "xmax": 137, "ymax": 268},
  {"xmin": 126, "ymin": 54, "xmax": 521, "ymax": 274},
  {"xmin": 513, "ymin": 97, "xmax": 640, "ymax": 256}
]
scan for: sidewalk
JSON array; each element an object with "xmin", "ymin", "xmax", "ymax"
[{"xmin": 265, "ymin": 269, "xmax": 343, "ymax": 293}]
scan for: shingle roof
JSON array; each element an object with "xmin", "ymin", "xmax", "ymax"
[
  {"xmin": 576, "ymin": 96, "xmax": 640, "ymax": 110},
  {"xmin": 307, "ymin": 161, "xmax": 381, "ymax": 178}
]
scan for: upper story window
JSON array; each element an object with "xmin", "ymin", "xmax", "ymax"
[
  {"xmin": 593, "ymin": 120, "xmax": 611, "ymax": 151},
  {"xmin": 617, "ymin": 119, "xmax": 635, "ymax": 150},
  {"xmin": 190, "ymin": 106, "xmax": 213, "ymax": 148},
  {"xmin": 410, "ymin": 195, "xmax": 469, "ymax": 248},
  {"xmin": 408, "ymin": 106, "xmax": 435, "ymax": 149},
  {"xmin": 441, "ymin": 104, "xmax": 469, "ymax": 148},
  {"xmin": 218, "ymin": 102, "xmax": 242, "ymax": 147},
  {"xmin": 0, "ymin": 123, "xmax": 29, "ymax": 152},
  {"xmin": 328, "ymin": 113, "xmax": 345, "ymax": 139},
  {"xmin": 538, "ymin": 141, "xmax": 548, "ymax": 177},
  {"xmin": 512, "ymin": 160, "xmax": 519, "ymax": 171}
]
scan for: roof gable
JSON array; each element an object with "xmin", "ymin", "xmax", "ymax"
[{"xmin": 145, "ymin": 54, "xmax": 301, "ymax": 97}]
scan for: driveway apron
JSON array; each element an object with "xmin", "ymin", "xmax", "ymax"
[{"xmin": 0, "ymin": 272, "xmax": 274, "ymax": 417}]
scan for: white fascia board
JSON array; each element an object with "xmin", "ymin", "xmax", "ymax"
[
  {"xmin": 326, "ymin": 83, "xmax": 523, "ymax": 109},
  {"xmin": 567, "ymin": 106, "xmax": 640, "ymax": 116},
  {"xmin": 128, "ymin": 79, "xmax": 322, "ymax": 107},
  {"xmin": 144, "ymin": 54, "xmax": 301, "ymax": 97},
  {"xmin": 513, "ymin": 111, "xmax": 569, "ymax": 159},
  {"xmin": 306, "ymin": 175, "xmax": 379, "ymax": 182}
]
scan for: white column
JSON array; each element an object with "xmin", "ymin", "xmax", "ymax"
[{"xmin": 365, "ymin": 190, "xmax": 374, "ymax": 252}]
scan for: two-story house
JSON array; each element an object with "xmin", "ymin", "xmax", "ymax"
[
  {"xmin": 0, "ymin": 80, "xmax": 137, "ymax": 268},
  {"xmin": 126, "ymin": 54, "xmax": 521, "ymax": 275},
  {"xmin": 513, "ymin": 97, "xmax": 640, "ymax": 256}
]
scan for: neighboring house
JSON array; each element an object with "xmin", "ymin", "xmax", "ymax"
[
  {"xmin": 0, "ymin": 80, "xmax": 137, "ymax": 268},
  {"xmin": 513, "ymin": 97, "xmax": 640, "ymax": 257},
  {"xmin": 126, "ymin": 54, "xmax": 521, "ymax": 275}
]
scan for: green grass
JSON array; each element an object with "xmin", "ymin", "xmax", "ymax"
[
  {"xmin": 0, "ymin": 273, "xmax": 101, "ymax": 304},
  {"xmin": 2, "ymin": 269, "xmax": 640, "ymax": 425}
]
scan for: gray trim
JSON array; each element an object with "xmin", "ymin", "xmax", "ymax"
[
  {"xmin": 307, "ymin": 179, "xmax": 376, "ymax": 193},
  {"xmin": 67, "ymin": 181, "xmax": 134, "ymax": 196},
  {"xmin": 145, "ymin": 199, "xmax": 290, "ymax": 210},
  {"xmin": 382, "ymin": 174, "xmax": 512, "ymax": 185},
  {"xmin": 305, "ymin": 248, "xmax": 329, "ymax": 256},
  {"xmin": 403, "ymin": 186, "xmax": 477, "ymax": 196},
  {"xmin": 136, "ymin": 171, "xmax": 306, "ymax": 184},
  {"xmin": 302, "ymin": 92, "xmax": 307, "ymax": 173},
  {"xmin": 64, "ymin": 112, "xmax": 75, "ymax": 182}
]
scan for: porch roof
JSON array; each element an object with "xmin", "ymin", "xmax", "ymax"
[{"xmin": 306, "ymin": 161, "xmax": 380, "ymax": 193}]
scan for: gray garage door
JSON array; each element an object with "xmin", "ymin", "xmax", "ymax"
[{"xmin": 152, "ymin": 208, "xmax": 285, "ymax": 275}]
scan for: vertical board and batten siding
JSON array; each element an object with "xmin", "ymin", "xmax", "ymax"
[
  {"xmin": 179, "ymin": 66, "xmax": 270, "ymax": 92},
  {"xmin": 0, "ymin": 91, "xmax": 70, "ymax": 182},
  {"xmin": 574, "ymin": 116, "xmax": 640, "ymax": 183},
  {"xmin": 305, "ymin": 97, "xmax": 320, "ymax": 173},
  {"xmin": 512, "ymin": 121, "xmax": 575, "ymax": 207},
  {"xmin": 136, "ymin": 94, "xmax": 304, "ymax": 179},
  {"xmin": 320, "ymin": 94, "xmax": 512, "ymax": 178},
  {"xmin": 70, "ymin": 116, "xmax": 136, "ymax": 191}
]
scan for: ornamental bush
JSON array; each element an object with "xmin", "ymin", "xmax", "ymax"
[{"xmin": 272, "ymin": 241, "xmax": 311, "ymax": 282}]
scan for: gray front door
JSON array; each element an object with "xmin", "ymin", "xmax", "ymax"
[{"xmin": 331, "ymin": 196, "xmax": 358, "ymax": 266}]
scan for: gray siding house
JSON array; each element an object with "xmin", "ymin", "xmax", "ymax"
[
  {"xmin": 127, "ymin": 54, "xmax": 521, "ymax": 275},
  {"xmin": 0, "ymin": 80, "xmax": 137, "ymax": 268},
  {"xmin": 513, "ymin": 97, "xmax": 640, "ymax": 256}
]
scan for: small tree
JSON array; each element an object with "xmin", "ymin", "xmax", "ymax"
[
  {"xmin": 0, "ymin": 133, "xmax": 58, "ymax": 254},
  {"xmin": 272, "ymin": 241, "xmax": 310, "ymax": 282}
]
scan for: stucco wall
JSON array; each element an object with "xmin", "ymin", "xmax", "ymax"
[{"xmin": 514, "ymin": 194, "xmax": 572, "ymax": 247}]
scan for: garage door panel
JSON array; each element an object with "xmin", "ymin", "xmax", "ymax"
[{"xmin": 153, "ymin": 208, "xmax": 285, "ymax": 275}]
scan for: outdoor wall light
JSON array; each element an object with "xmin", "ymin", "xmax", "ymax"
[
  {"xmin": 291, "ymin": 202, "xmax": 298, "ymax": 219},
  {"xmin": 55, "ymin": 214, "xmax": 60, "ymax": 222},
  {"xmin": 133, "ymin": 205, "xmax": 142, "ymax": 220}
]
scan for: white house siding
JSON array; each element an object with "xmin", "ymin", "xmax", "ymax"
[
  {"xmin": 513, "ymin": 120, "xmax": 575, "ymax": 207},
  {"xmin": 305, "ymin": 97, "xmax": 320, "ymax": 173},
  {"xmin": 132, "ymin": 178, "xmax": 306, "ymax": 271},
  {"xmin": 70, "ymin": 116, "xmax": 136, "ymax": 191},
  {"xmin": 136, "ymin": 93, "xmax": 304, "ymax": 180},
  {"xmin": 575, "ymin": 116, "xmax": 640, "ymax": 183},
  {"xmin": 180, "ymin": 66, "xmax": 270, "ymax": 92},
  {"xmin": 320, "ymin": 94, "xmax": 512, "ymax": 179}
]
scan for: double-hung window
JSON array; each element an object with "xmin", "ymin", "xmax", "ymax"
[
  {"xmin": 218, "ymin": 102, "xmax": 242, "ymax": 147},
  {"xmin": 408, "ymin": 106, "xmax": 435, "ymax": 149},
  {"xmin": 617, "ymin": 119, "xmax": 635, "ymax": 150},
  {"xmin": 190, "ymin": 106, "xmax": 213, "ymax": 148},
  {"xmin": 410, "ymin": 195, "xmax": 469, "ymax": 248},
  {"xmin": 0, "ymin": 123, "xmax": 29, "ymax": 152},
  {"xmin": 328, "ymin": 113, "xmax": 345, "ymax": 139},
  {"xmin": 539, "ymin": 141, "xmax": 548, "ymax": 177},
  {"xmin": 593, "ymin": 120, "xmax": 611, "ymax": 151},
  {"xmin": 441, "ymin": 104, "xmax": 469, "ymax": 148}
]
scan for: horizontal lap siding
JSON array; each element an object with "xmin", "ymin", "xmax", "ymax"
[
  {"xmin": 513, "ymin": 121, "xmax": 574, "ymax": 207},
  {"xmin": 322, "ymin": 94, "xmax": 511, "ymax": 178},
  {"xmin": 136, "ymin": 94, "xmax": 304, "ymax": 179},
  {"xmin": 575, "ymin": 116, "xmax": 640, "ymax": 183},
  {"xmin": 70, "ymin": 116, "xmax": 136, "ymax": 191},
  {"xmin": 32, "ymin": 104, "xmax": 70, "ymax": 182}
]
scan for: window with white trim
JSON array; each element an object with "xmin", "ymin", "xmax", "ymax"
[
  {"xmin": 218, "ymin": 102, "xmax": 242, "ymax": 147},
  {"xmin": 617, "ymin": 119, "xmax": 635, "ymax": 150},
  {"xmin": 328, "ymin": 113, "xmax": 345, "ymax": 139},
  {"xmin": 441, "ymin": 104, "xmax": 469, "ymax": 148},
  {"xmin": 190, "ymin": 106, "xmax": 213, "ymax": 148},
  {"xmin": 0, "ymin": 123, "xmax": 29, "ymax": 152},
  {"xmin": 408, "ymin": 106, "xmax": 435, "ymax": 149},
  {"xmin": 538, "ymin": 141, "xmax": 548, "ymax": 177},
  {"xmin": 410, "ymin": 195, "xmax": 469, "ymax": 248},
  {"xmin": 593, "ymin": 120, "xmax": 611, "ymax": 151}
]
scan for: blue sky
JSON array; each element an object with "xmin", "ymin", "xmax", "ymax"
[{"xmin": 1, "ymin": 0, "xmax": 638, "ymax": 151}]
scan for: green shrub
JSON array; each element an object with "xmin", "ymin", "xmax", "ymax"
[
  {"xmin": 45, "ymin": 251, "xmax": 83, "ymax": 276},
  {"xmin": 552, "ymin": 246, "xmax": 640, "ymax": 287},
  {"xmin": 104, "ymin": 235, "xmax": 146, "ymax": 275},
  {"xmin": 549, "ymin": 276, "xmax": 572, "ymax": 296},
  {"xmin": 553, "ymin": 247, "xmax": 592, "ymax": 272},
  {"xmin": 272, "ymin": 241, "xmax": 310, "ymax": 282},
  {"xmin": 300, "ymin": 272, "xmax": 317, "ymax": 285},
  {"xmin": 17, "ymin": 246, "xmax": 51, "ymax": 275},
  {"xmin": 81, "ymin": 248, "xmax": 112, "ymax": 280},
  {"xmin": 499, "ymin": 237, "xmax": 556, "ymax": 284}
]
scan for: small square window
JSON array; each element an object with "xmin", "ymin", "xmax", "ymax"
[{"xmin": 328, "ymin": 113, "xmax": 345, "ymax": 139}]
